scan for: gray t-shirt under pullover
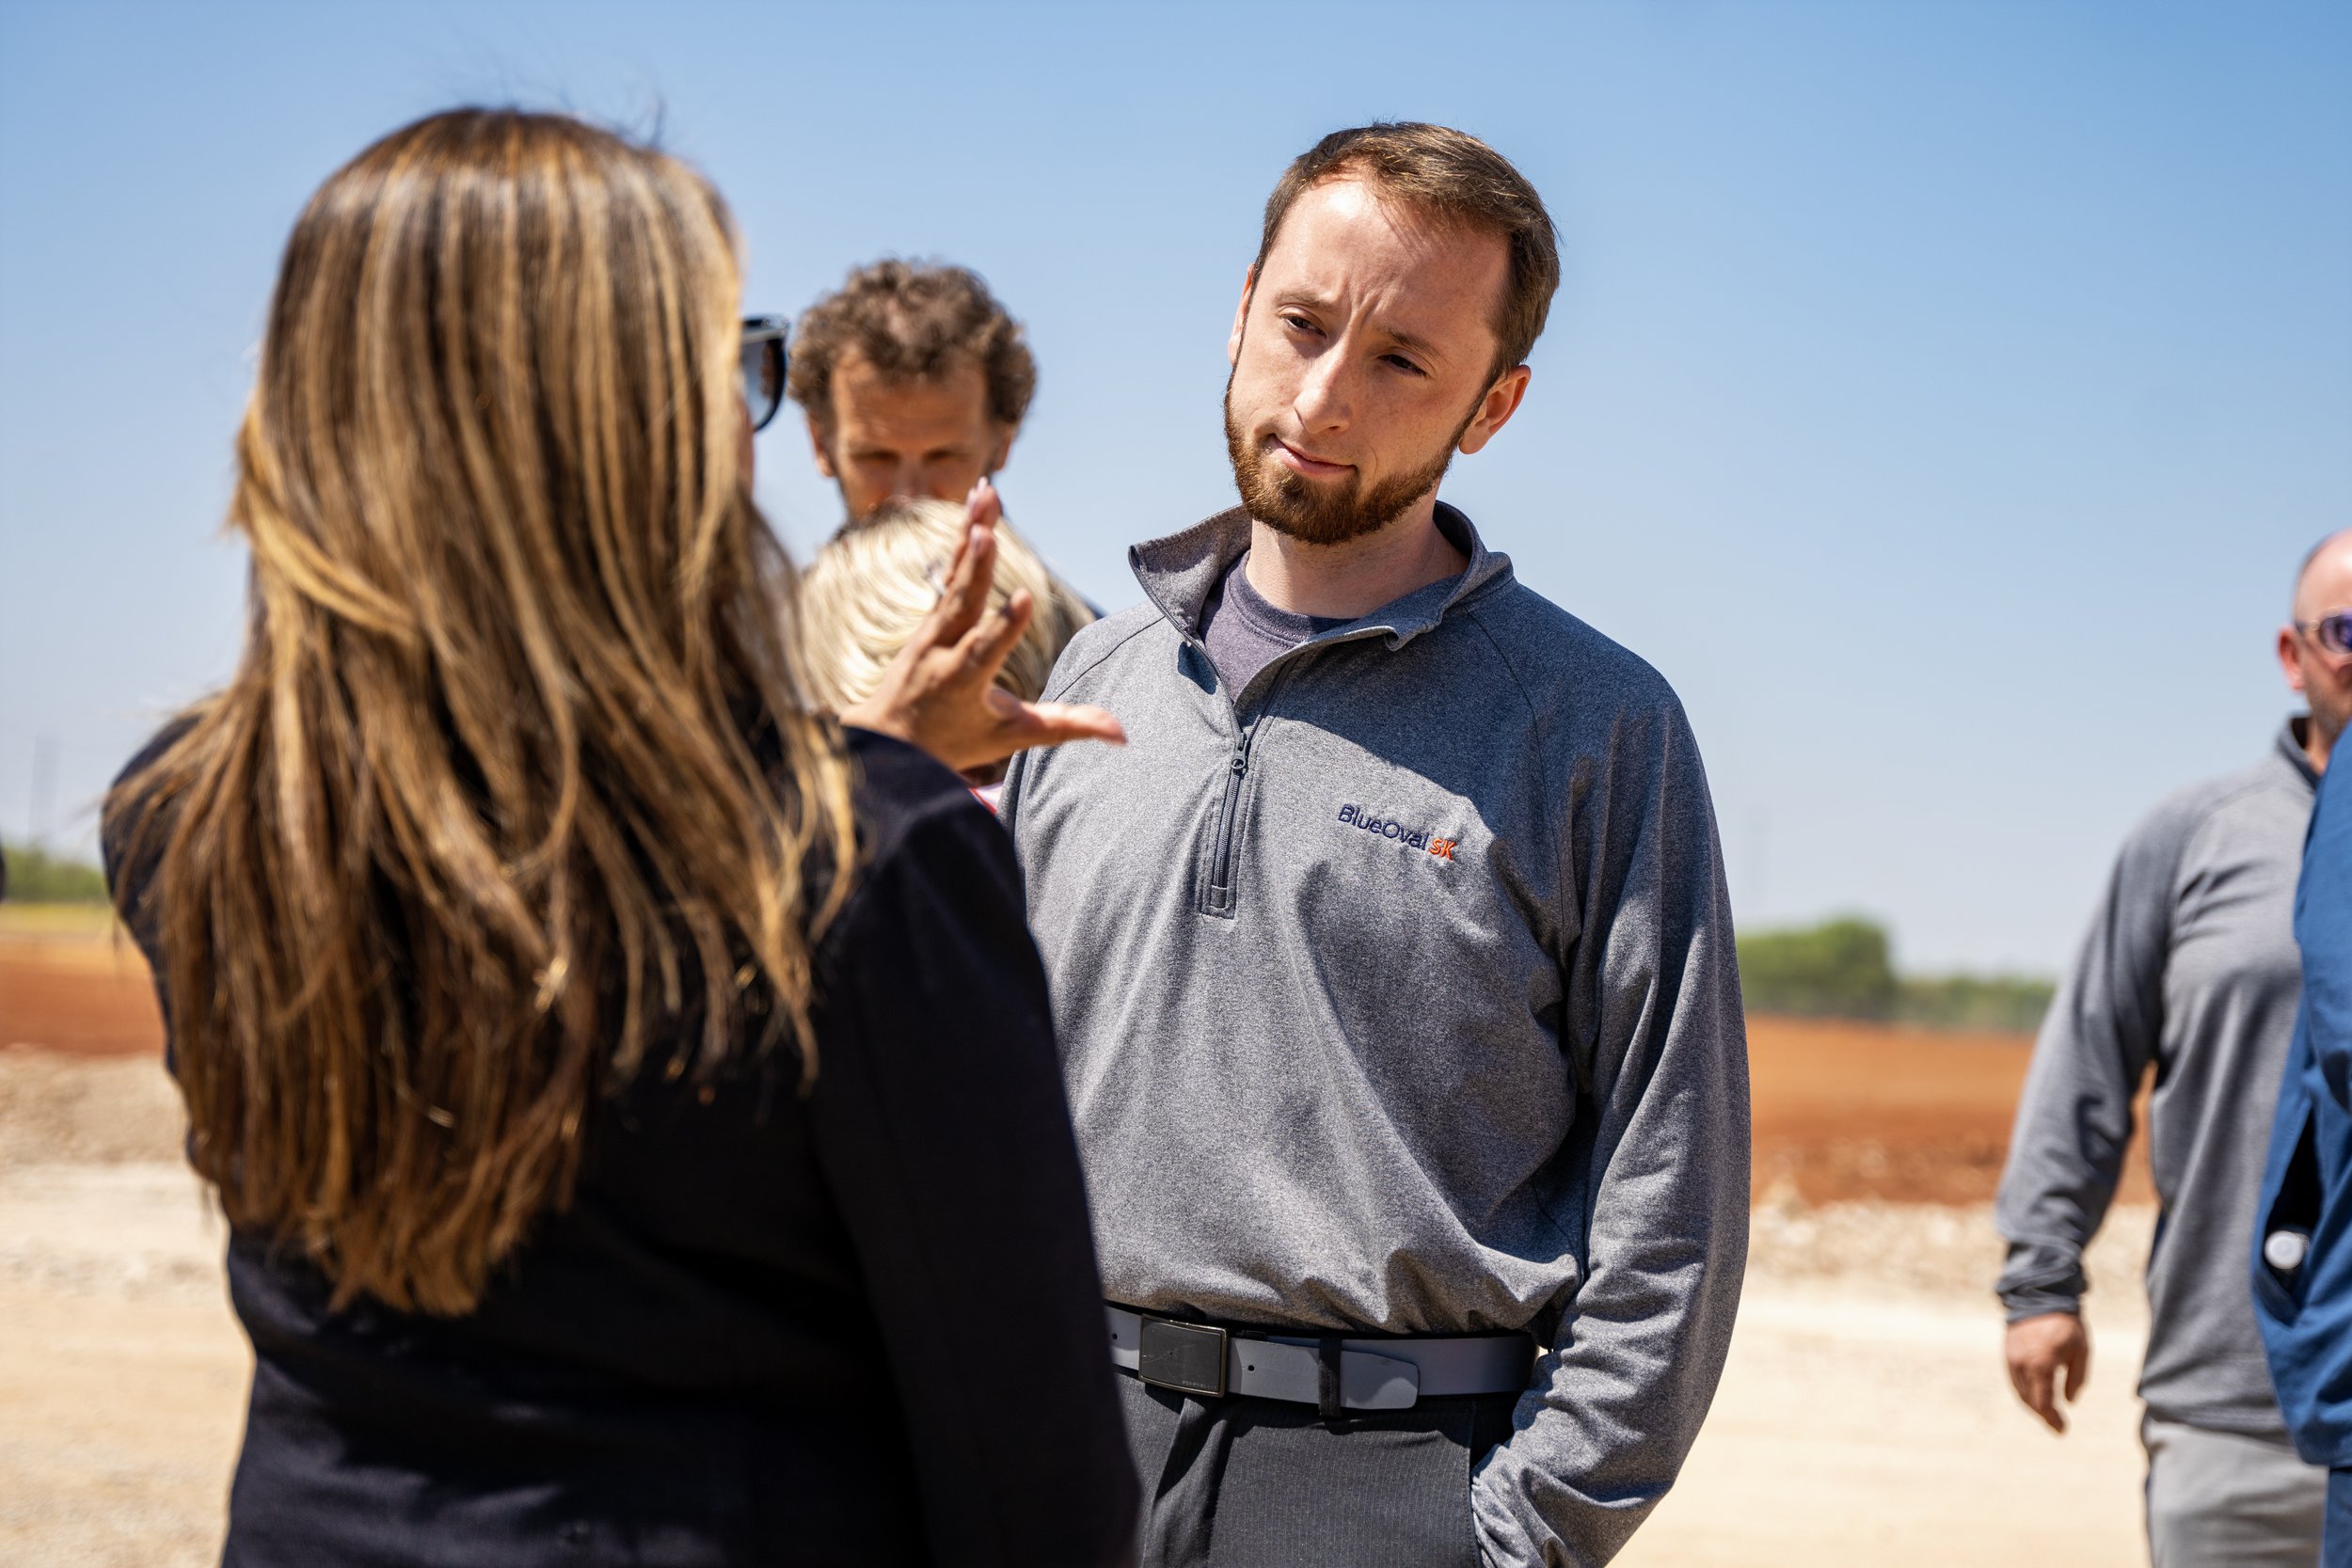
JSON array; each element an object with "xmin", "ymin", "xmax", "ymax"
[
  {"xmin": 1995, "ymin": 723, "xmax": 2317, "ymax": 1435},
  {"xmin": 1004, "ymin": 504, "xmax": 1749, "ymax": 1567},
  {"xmin": 1200, "ymin": 555, "xmax": 1343, "ymax": 697},
  {"xmin": 1200, "ymin": 552, "xmax": 1458, "ymax": 699}
]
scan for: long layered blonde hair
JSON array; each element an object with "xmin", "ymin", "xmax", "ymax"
[{"xmin": 108, "ymin": 109, "xmax": 857, "ymax": 1315}]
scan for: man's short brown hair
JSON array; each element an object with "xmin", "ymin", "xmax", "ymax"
[
  {"xmin": 1254, "ymin": 123, "xmax": 1560, "ymax": 387},
  {"xmin": 787, "ymin": 260, "xmax": 1037, "ymax": 433}
]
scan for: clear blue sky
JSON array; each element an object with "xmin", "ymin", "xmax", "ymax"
[{"xmin": 3, "ymin": 0, "xmax": 2348, "ymax": 973}]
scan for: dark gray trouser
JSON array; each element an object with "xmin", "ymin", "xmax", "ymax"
[
  {"xmin": 1116, "ymin": 1370, "xmax": 1518, "ymax": 1568},
  {"xmin": 2144, "ymin": 1413, "xmax": 2326, "ymax": 1567}
]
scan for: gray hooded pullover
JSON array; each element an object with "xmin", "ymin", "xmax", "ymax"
[
  {"xmin": 1995, "ymin": 724, "xmax": 2317, "ymax": 1436},
  {"xmin": 1001, "ymin": 505, "xmax": 1750, "ymax": 1568}
]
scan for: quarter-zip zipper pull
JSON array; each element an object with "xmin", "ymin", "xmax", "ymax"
[{"xmin": 1198, "ymin": 684, "xmax": 1281, "ymax": 920}]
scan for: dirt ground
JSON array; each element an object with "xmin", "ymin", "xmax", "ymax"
[
  {"xmin": 5, "ymin": 914, "xmax": 2112, "ymax": 1207},
  {"xmin": 1750, "ymin": 1012, "xmax": 2156, "ymax": 1207},
  {"xmin": 0, "ymin": 915, "xmax": 2169, "ymax": 1566},
  {"xmin": 0, "ymin": 907, "xmax": 166, "ymax": 1061}
]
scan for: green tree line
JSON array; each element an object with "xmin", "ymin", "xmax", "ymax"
[
  {"xmin": 1736, "ymin": 916, "xmax": 2054, "ymax": 1034},
  {"xmin": 1, "ymin": 841, "xmax": 110, "ymax": 903}
]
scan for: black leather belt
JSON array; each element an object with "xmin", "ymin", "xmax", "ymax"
[{"xmin": 1106, "ymin": 1306, "xmax": 1533, "ymax": 1413}]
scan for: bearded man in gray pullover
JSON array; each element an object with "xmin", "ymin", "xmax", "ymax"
[
  {"xmin": 1996, "ymin": 530, "xmax": 2352, "ymax": 1567},
  {"xmin": 991, "ymin": 124, "xmax": 1748, "ymax": 1568}
]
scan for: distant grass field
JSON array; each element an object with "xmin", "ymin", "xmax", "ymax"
[
  {"xmin": 0, "ymin": 904, "xmax": 119, "ymax": 942},
  {"xmin": 3, "ymin": 842, "xmax": 109, "ymax": 904}
]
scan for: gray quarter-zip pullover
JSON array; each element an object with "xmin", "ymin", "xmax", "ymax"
[
  {"xmin": 1995, "ymin": 724, "xmax": 2317, "ymax": 1435},
  {"xmin": 1001, "ymin": 504, "xmax": 1749, "ymax": 1568}
]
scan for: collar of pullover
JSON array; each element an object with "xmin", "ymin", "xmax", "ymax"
[
  {"xmin": 2281, "ymin": 718, "xmax": 2323, "ymax": 791},
  {"xmin": 1127, "ymin": 500, "xmax": 1514, "ymax": 652}
]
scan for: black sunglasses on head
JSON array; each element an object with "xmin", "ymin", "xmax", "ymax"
[{"xmin": 741, "ymin": 317, "xmax": 787, "ymax": 432}]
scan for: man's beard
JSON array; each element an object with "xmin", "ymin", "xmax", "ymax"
[{"xmin": 1222, "ymin": 369, "xmax": 1471, "ymax": 548}]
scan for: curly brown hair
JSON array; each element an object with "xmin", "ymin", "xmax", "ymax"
[{"xmin": 787, "ymin": 260, "xmax": 1037, "ymax": 433}]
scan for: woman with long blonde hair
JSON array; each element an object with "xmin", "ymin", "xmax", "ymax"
[{"xmin": 103, "ymin": 108, "xmax": 1134, "ymax": 1566}]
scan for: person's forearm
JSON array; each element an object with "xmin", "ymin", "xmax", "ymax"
[
  {"xmin": 1993, "ymin": 826, "xmax": 2172, "ymax": 1323},
  {"xmin": 1993, "ymin": 1202, "xmax": 2102, "ymax": 1331},
  {"xmin": 2000, "ymin": 1278, "xmax": 2087, "ymax": 1322},
  {"xmin": 1470, "ymin": 1210, "xmax": 1749, "ymax": 1566},
  {"xmin": 1992, "ymin": 1012, "xmax": 2145, "ymax": 1316},
  {"xmin": 1470, "ymin": 1000, "xmax": 1749, "ymax": 1564}
]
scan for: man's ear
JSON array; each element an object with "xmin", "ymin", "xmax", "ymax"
[
  {"xmin": 1456, "ymin": 365, "xmax": 1533, "ymax": 456},
  {"xmin": 1228, "ymin": 266, "xmax": 1257, "ymax": 369},
  {"xmin": 805, "ymin": 413, "xmax": 837, "ymax": 480},
  {"xmin": 989, "ymin": 421, "xmax": 1018, "ymax": 474},
  {"xmin": 2283, "ymin": 626, "xmax": 2312, "ymax": 696}
]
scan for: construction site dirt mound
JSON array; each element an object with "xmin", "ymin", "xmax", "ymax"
[{"xmin": 1748, "ymin": 1013, "xmax": 2154, "ymax": 1207}]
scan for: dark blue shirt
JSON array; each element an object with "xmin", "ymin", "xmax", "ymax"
[{"xmin": 2256, "ymin": 749, "xmax": 2352, "ymax": 1465}]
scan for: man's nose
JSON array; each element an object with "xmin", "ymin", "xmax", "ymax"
[{"xmin": 1292, "ymin": 350, "xmax": 1354, "ymax": 435}]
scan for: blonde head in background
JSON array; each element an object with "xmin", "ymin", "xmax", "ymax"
[{"xmin": 798, "ymin": 498, "xmax": 1095, "ymax": 721}]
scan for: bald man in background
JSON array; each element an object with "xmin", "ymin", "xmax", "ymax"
[{"xmin": 1995, "ymin": 532, "xmax": 2352, "ymax": 1566}]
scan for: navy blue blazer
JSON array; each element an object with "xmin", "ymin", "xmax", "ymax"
[{"xmin": 2255, "ymin": 745, "xmax": 2352, "ymax": 1466}]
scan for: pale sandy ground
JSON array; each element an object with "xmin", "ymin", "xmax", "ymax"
[
  {"xmin": 0, "ymin": 1053, "xmax": 246, "ymax": 1568},
  {"xmin": 1619, "ymin": 1196, "xmax": 2158, "ymax": 1568},
  {"xmin": 0, "ymin": 1048, "xmax": 2162, "ymax": 1567}
]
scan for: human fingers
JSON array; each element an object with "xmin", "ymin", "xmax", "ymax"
[
  {"xmin": 2005, "ymin": 1342, "xmax": 2057, "ymax": 1431},
  {"xmin": 929, "ymin": 514, "xmax": 1001, "ymax": 648},
  {"xmin": 2002, "ymin": 1351, "xmax": 2030, "ymax": 1406},
  {"xmin": 990, "ymin": 695, "xmax": 1127, "ymax": 750},
  {"xmin": 2058, "ymin": 1334, "xmax": 2090, "ymax": 1402},
  {"xmin": 2021, "ymin": 1360, "xmax": 2063, "ymax": 1433},
  {"xmin": 958, "ymin": 588, "xmax": 1037, "ymax": 686},
  {"xmin": 962, "ymin": 476, "xmax": 1002, "ymax": 534}
]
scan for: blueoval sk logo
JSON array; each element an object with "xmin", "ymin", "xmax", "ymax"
[{"xmin": 1336, "ymin": 803, "xmax": 1458, "ymax": 863}]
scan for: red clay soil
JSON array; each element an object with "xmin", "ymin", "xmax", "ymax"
[
  {"xmin": 0, "ymin": 948, "xmax": 164, "ymax": 1059},
  {"xmin": 0, "ymin": 940, "xmax": 2146, "ymax": 1208},
  {"xmin": 1750, "ymin": 1014, "xmax": 2154, "ymax": 1206}
]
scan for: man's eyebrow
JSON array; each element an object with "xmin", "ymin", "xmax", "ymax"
[
  {"xmin": 1379, "ymin": 322, "xmax": 1443, "ymax": 362},
  {"xmin": 1268, "ymin": 288, "xmax": 1450, "ymax": 364},
  {"xmin": 1269, "ymin": 284, "xmax": 1340, "ymax": 314}
]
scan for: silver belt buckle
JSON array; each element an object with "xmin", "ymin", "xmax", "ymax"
[{"xmin": 1136, "ymin": 1318, "xmax": 1229, "ymax": 1398}]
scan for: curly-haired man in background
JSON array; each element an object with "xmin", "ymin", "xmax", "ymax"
[{"xmin": 788, "ymin": 260, "xmax": 1037, "ymax": 521}]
